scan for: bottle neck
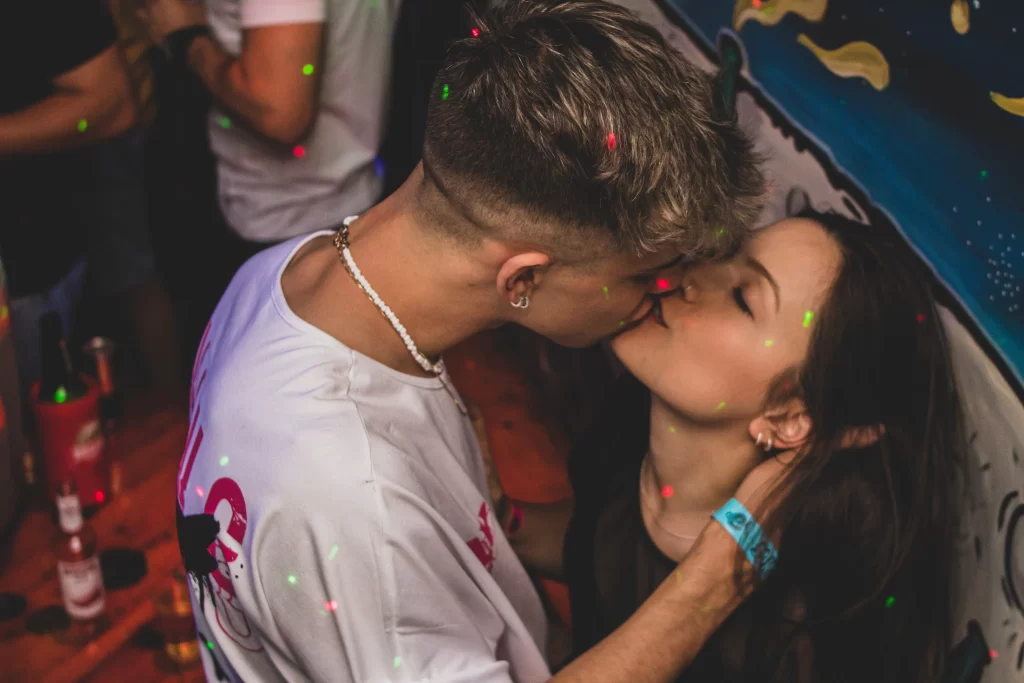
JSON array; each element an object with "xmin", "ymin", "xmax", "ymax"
[{"xmin": 56, "ymin": 494, "xmax": 84, "ymax": 533}]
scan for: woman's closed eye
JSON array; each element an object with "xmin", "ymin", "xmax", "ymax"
[{"xmin": 733, "ymin": 287, "xmax": 753, "ymax": 318}]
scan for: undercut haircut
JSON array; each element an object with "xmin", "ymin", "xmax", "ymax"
[{"xmin": 420, "ymin": 0, "xmax": 765, "ymax": 261}]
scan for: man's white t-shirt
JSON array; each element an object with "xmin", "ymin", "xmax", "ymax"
[
  {"xmin": 176, "ymin": 232, "xmax": 551, "ymax": 682},
  {"xmin": 204, "ymin": 0, "xmax": 397, "ymax": 242}
]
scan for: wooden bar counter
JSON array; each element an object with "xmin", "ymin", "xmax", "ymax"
[{"xmin": 0, "ymin": 396, "xmax": 204, "ymax": 683}]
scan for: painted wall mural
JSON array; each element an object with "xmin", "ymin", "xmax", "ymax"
[{"xmin": 609, "ymin": 0, "xmax": 1024, "ymax": 679}]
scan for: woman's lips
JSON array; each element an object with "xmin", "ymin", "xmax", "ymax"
[{"xmin": 646, "ymin": 296, "xmax": 668, "ymax": 327}]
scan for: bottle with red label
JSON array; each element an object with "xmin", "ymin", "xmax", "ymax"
[
  {"xmin": 31, "ymin": 312, "xmax": 110, "ymax": 514},
  {"xmin": 53, "ymin": 480, "xmax": 107, "ymax": 640}
]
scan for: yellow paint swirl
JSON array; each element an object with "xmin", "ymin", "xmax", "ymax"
[
  {"xmin": 733, "ymin": 0, "xmax": 828, "ymax": 31},
  {"xmin": 991, "ymin": 92, "xmax": 1024, "ymax": 117},
  {"xmin": 796, "ymin": 34, "xmax": 890, "ymax": 91},
  {"xmin": 951, "ymin": 0, "xmax": 970, "ymax": 35}
]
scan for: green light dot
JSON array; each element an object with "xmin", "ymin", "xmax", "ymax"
[
  {"xmin": 715, "ymin": 401, "xmax": 726, "ymax": 411},
  {"xmin": 219, "ymin": 455, "xmax": 229, "ymax": 466},
  {"xmin": 393, "ymin": 656, "xmax": 402, "ymax": 669},
  {"xmin": 980, "ymin": 169, "xmax": 988, "ymax": 179},
  {"xmin": 54, "ymin": 386, "xmax": 67, "ymax": 404},
  {"xmin": 803, "ymin": 311, "xmax": 814, "ymax": 328},
  {"xmin": 885, "ymin": 595, "xmax": 895, "ymax": 607},
  {"xmin": 329, "ymin": 545, "xmax": 339, "ymax": 560},
  {"xmin": 668, "ymin": 426, "xmax": 676, "ymax": 433},
  {"xmin": 602, "ymin": 286, "xmax": 609, "ymax": 300},
  {"xmin": 302, "ymin": 63, "xmax": 315, "ymax": 76},
  {"xmin": 442, "ymin": 84, "xmax": 449, "ymax": 100},
  {"xmin": 288, "ymin": 575, "xmax": 297, "ymax": 585},
  {"xmin": 618, "ymin": 320, "xmax": 625, "ymax": 327},
  {"xmin": 839, "ymin": 98, "xmax": 847, "ymax": 105},
  {"xmin": 764, "ymin": 339, "xmax": 773, "ymax": 347},
  {"xmin": 77, "ymin": 119, "xmax": 88, "ymax": 132},
  {"xmin": 206, "ymin": 640, "xmax": 215, "ymax": 650},
  {"xmin": 218, "ymin": 116, "xmax": 232, "ymax": 129}
]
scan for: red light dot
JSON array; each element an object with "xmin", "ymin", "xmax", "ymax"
[
  {"xmin": 753, "ymin": 0, "xmax": 761, "ymax": 6},
  {"xmin": 662, "ymin": 485, "xmax": 674, "ymax": 498},
  {"xmin": 196, "ymin": 485, "xmax": 205, "ymax": 497},
  {"xmin": 325, "ymin": 600, "xmax": 338, "ymax": 611},
  {"xmin": 917, "ymin": 313, "xmax": 925, "ymax": 323},
  {"xmin": 94, "ymin": 490, "xmax": 105, "ymax": 503},
  {"xmin": 471, "ymin": 27, "xmax": 480, "ymax": 37},
  {"xmin": 656, "ymin": 278, "xmax": 670, "ymax": 290},
  {"xmin": 607, "ymin": 132, "xmax": 616, "ymax": 150},
  {"xmin": 990, "ymin": 649, "xmax": 998, "ymax": 659},
  {"xmin": 293, "ymin": 145, "xmax": 305, "ymax": 158}
]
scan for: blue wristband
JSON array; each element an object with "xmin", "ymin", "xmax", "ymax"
[{"xmin": 711, "ymin": 498, "xmax": 778, "ymax": 579}]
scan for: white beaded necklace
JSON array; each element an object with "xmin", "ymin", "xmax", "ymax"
[{"xmin": 334, "ymin": 215, "xmax": 467, "ymax": 415}]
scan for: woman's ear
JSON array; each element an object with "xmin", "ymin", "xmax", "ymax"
[{"xmin": 750, "ymin": 399, "xmax": 812, "ymax": 451}]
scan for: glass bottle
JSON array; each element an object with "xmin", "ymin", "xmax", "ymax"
[{"xmin": 53, "ymin": 481, "xmax": 107, "ymax": 642}]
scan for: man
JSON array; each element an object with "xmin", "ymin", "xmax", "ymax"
[
  {"xmin": 139, "ymin": 0, "xmax": 397, "ymax": 255},
  {"xmin": 174, "ymin": 2, "xmax": 771, "ymax": 682}
]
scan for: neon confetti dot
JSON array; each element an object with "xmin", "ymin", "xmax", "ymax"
[
  {"xmin": 302, "ymin": 63, "xmax": 315, "ymax": 76},
  {"xmin": 393, "ymin": 656, "xmax": 402, "ymax": 668},
  {"xmin": 656, "ymin": 278, "xmax": 670, "ymax": 290},
  {"xmin": 752, "ymin": 0, "xmax": 761, "ymax": 6},
  {"xmin": 195, "ymin": 486, "xmax": 205, "ymax": 497},
  {"xmin": 218, "ymin": 116, "xmax": 231, "ymax": 129},
  {"xmin": 715, "ymin": 401, "xmax": 726, "ymax": 411},
  {"xmin": 288, "ymin": 575, "xmax": 297, "ymax": 584},
  {"xmin": 764, "ymin": 339, "xmax": 773, "ymax": 347},
  {"xmin": 54, "ymin": 386, "xmax": 67, "ymax": 403},
  {"xmin": 77, "ymin": 119, "xmax": 88, "ymax": 132},
  {"xmin": 219, "ymin": 455, "xmax": 229, "ymax": 466},
  {"xmin": 618, "ymin": 320, "xmax": 625, "ymax": 327},
  {"xmin": 885, "ymin": 595, "xmax": 895, "ymax": 607},
  {"xmin": 803, "ymin": 310, "xmax": 814, "ymax": 327},
  {"xmin": 206, "ymin": 640, "xmax": 215, "ymax": 650},
  {"xmin": 325, "ymin": 600, "xmax": 338, "ymax": 611},
  {"xmin": 471, "ymin": 27, "xmax": 480, "ymax": 37},
  {"xmin": 607, "ymin": 132, "xmax": 617, "ymax": 150},
  {"xmin": 668, "ymin": 426, "xmax": 676, "ymax": 433},
  {"xmin": 329, "ymin": 545, "xmax": 339, "ymax": 560},
  {"xmin": 293, "ymin": 145, "xmax": 306, "ymax": 158},
  {"xmin": 442, "ymin": 84, "xmax": 449, "ymax": 100},
  {"xmin": 990, "ymin": 649, "xmax": 998, "ymax": 659},
  {"xmin": 95, "ymin": 490, "xmax": 105, "ymax": 503},
  {"xmin": 661, "ymin": 485, "xmax": 674, "ymax": 498},
  {"xmin": 602, "ymin": 285, "xmax": 609, "ymax": 300}
]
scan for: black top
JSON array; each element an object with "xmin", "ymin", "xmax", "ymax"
[
  {"xmin": 0, "ymin": 1, "xmax": 119, "ymax": 298},
  {"xmin": 564, "ymin": 374, "xmax": 743, "ymax": 682}
]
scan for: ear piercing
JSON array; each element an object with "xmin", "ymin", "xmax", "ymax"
[
  {"xmin": 511, "ymin": 296, "xmax": 530, "ymax": 309},
  {"xmin": 756, "ymin": 432, "xmax": 774, "ymax": 452}
]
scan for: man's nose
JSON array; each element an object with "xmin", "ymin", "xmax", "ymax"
[{"xmin": 648, "ymin": 268, "xmax": 683, "ymax": 295}]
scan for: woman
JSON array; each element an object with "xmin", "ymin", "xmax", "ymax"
[{"xmin": 487, "ymin": 209, "xmax": 967, "ymax": 681}]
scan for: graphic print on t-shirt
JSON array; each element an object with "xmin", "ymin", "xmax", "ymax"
[
  {"xmin": 467, "ymin": 501, "xmax": 496, "ymax": 572},
  {"xmin": 176, "ymin": 320, "xmax": 264, "ymax": 654}
]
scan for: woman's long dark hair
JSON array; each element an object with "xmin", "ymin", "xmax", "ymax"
[{"xmin": 741, "ymin": 209, "xmax": 967, "ymax": 682}]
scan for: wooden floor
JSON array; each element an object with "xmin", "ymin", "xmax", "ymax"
[{"xmin": 0, "ymin": 396, "xmax": 201, "ymax": 683}]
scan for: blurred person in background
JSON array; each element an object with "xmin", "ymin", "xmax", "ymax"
[{"xmin": 139, "ymin": 0, "xmax": 402, "ymax": 272}]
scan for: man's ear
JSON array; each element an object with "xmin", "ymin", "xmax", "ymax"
[
  {"xmin": 749, "ymin": 398, "xmax": 811, "ymax": 451},
  {"xmin": 496, "ymin": 251, "xmax": 550, "ymax": 305}
]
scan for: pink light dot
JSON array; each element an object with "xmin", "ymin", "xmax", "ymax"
[
  {"xmin": 917, "ymin": 313, "xmax": 925, "ymax": 323},
  {"xmin": 656, "ymin": 278, "xmax": 670, "ymax": 290},
  {"xmin": 325, "ymin": 600, "xmax": 338, "ymax": 611},
  {"xmin": 990, "ymin": 649, "xmax": 998, "ymax": 659},
  {"xmin": 662, "ymin": 485, "xmax": 674, "ymax": 498},
  {"xmin": 195, "ymin": 486, "xmax": 205, "ymax": 497},
  {"xmin": 753, "ymin": 0, "xmax": 761, "ymax": 6},
  {"xmin": 471, "ymin": 27, "xmax": 480, "ymax": 37},
  {"xmin": 607, "ymin": 132, "xmax": 616, "ymax": 150},
  {"xmin": 293, "ymin": 145, "xmax": 305, "ymax": 158},
  {"xmin": 95, "ymin": 490, "xmax": 105, "ymax": 504}
]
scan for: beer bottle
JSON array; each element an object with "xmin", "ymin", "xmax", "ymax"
[{"xmin": 53, "ymin": 481, "xmax": 107, "ymax": 642}]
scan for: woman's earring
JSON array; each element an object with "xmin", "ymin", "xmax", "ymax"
[
  {"xmin": 766, "ymin": 436, "xmax": 774, "ymax": 452},
  {"xmin": 756, "ymin": 432, "xmax": 764, "ymax": 446},
  {"xmin": 511, "ymin": 295, "xmax": 530, "ymax": 310}
]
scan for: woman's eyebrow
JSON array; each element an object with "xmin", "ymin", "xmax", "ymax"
[{"xmin": 746, "ymin": 256, "xmax": 780, "ymax": 313}]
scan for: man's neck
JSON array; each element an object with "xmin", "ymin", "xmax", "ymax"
[
  {"xmin": 643, "ymin": 394, "xmax": 763, "ymax": 524},
  {"xmin": 282, "ymin": 181, "xmax": 502, "ymax": 378}
]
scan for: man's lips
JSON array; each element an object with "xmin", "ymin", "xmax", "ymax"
[{"xmin": 646, "ymin": 296, "xmax": 668, "ymax": 327}]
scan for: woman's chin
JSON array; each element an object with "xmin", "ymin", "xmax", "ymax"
[{"xmin": 609, "ymin": 324, "xmax": 652, "ymax": 372}]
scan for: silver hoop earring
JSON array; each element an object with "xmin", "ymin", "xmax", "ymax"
[
  {"xmin": 766, "ymin": 436, "xmax": 774, "ymax": 451},
  {"xmin": 511, "ymin": 295, "xmax": 530, "ymax": 310},
  {"xmin": 756, "ymin": 432, "xmax": 764, "ymax": 446}
]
